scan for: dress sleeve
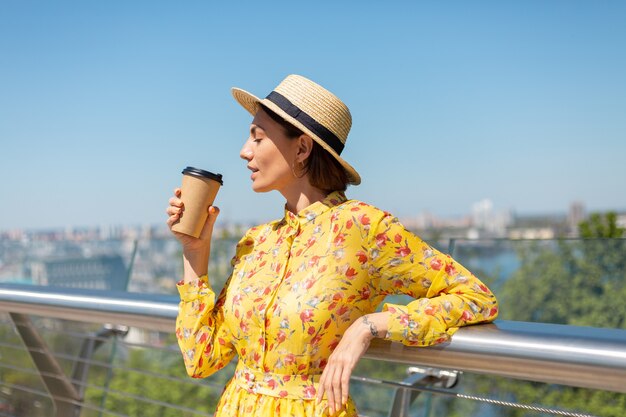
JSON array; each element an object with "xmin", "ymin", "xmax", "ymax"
[
  {"xmin": 368, "ymin": 213, "xmax": 499, "ymax": 347},
  {"xmin": 175, "ymin": 235, "xmax": 251, "ymax": 378}
]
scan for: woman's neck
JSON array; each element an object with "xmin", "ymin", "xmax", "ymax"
[{"xmin": 281, "ymin": 179, "xmax": 327, "ymax": 214}]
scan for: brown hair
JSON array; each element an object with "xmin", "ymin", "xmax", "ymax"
[{"xmin": 260, "ymin": 105, "xmax": 349, "ymax": 192}]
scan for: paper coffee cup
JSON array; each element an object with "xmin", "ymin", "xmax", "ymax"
[{"xmin": 171, "ymin": 166, "xmax": 223, "ymax": 238}]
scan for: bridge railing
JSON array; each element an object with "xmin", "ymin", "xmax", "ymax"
[{"xmin": 1, "ymin": 283, "xmax": 625, "ymax": 417}]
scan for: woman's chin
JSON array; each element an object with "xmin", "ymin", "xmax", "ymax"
[{"xmin": 251, "ymin": 182, "xmax": 271, "ymax": 193}]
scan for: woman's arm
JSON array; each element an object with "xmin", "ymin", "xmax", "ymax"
[
  {"xmin": 317, "ymin": 211, "xmax": 498, "ymax": 414},
  {"xmin": 370, "ymin": 213, "xmax": 498, "ymax": 346},
  {"xmin": 167, "ymin": 189, "xmax": 237, "ymax": 378},
  {"xmin": 316, "ymin": 311, "xmax": 389, "ymax": 415},
  {"xmin": 182, "ymin": 245, "xmax": 210, "ymax": 283}
]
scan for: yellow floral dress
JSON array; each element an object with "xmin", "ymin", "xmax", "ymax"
[{"xmin": 176, "ymin": 191, "xmax": 498, "ymax": 416}]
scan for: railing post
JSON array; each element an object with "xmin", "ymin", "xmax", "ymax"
[
  {"xmin": 447, "ymin": 238, "xmax": 456, "ymax": 256},
  {"xmin": 9, "ymin": 312, "xmax": 81, "ymax": 417}
]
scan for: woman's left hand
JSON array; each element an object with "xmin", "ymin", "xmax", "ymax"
[{"xmin": 317, "ymin": 313, "xmax": 388, "ymax": 415}]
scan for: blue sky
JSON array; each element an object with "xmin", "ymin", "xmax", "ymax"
[{"xmin": 1, "ymin": 1, "xmax": 625, "ymax": 231}]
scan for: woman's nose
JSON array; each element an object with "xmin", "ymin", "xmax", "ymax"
[{"xmin": 239, "ymin": 140, "xmax": 253, "ymax": 161}]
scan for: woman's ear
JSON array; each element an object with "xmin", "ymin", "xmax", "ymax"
[{"xmin": 295, "ymin": 134, "xmax": 314, "ymax": 163}]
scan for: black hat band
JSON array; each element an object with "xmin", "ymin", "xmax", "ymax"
[{"xmin": 266, "ymin": 91, "xmax": 345, "ymax": 155}]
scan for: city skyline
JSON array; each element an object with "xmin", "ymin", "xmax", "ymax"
[
  {"xmin": 0, "ymin": 197, "xmax": 612, "ymax": 236},
  {"xmin": 2, "ymin": 1, "xmax": 625, "ymax": 231}
]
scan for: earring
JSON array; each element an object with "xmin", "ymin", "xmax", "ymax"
[{"xmin": 291, "ymin": 159, "xmax": 306, "ymax": 178}]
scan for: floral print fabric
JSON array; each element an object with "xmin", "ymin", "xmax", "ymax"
[{"xmin": 176, "ymin": 191, "xmax": 498, "ymax": 416}]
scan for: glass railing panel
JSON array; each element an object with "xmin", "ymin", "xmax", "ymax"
[
  {"xmin": 441, "ymin": 237, "xmax": 626, "ymax": 417},
  {"xmin": 450, "ymin": 238, "xmax": 626, "ymax": 324},
  {"xmin": 0, "ymin": 314, "xmax": 232, "ymax": 417}
]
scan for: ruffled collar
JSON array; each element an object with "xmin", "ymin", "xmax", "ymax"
[{"xmin": 283, "ymin": 191, "xmax": 348, "ymax": 229}]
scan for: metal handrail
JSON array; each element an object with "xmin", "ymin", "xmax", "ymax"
[
  {"xmin": 1, "ymin": 283, "xmax": 626, "ymax": 394},
  {"xmin": 0, "ymin": 283, "xmax": 177, "ymax": 332}
]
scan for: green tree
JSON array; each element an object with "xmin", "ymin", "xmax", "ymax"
[
  {"xmin": 579, "ymin": 212, "xmax": 625, "ymax": 239},
  {"xmin": 496, "ymin": 212, "xmax": 626, "ymax": 417}
]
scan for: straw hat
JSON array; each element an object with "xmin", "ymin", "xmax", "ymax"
[{"xmin": 231, "ymin": 74, "xmax": 361, "ymax": 185}]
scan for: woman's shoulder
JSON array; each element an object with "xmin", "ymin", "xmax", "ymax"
[
  {"xmin": 338, "ymin": 198, "xmax": 423, "ymax": 244},
  {"xmin": 333, "ymin": 196, "xmax": 397, "ymax": 225},
  {"xmin": 340, "ymin": 194, "xmax": 395, "ymax": 214}
]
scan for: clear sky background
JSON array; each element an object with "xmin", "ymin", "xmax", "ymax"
[{"xmin": 1, "ymin": 1, "xmax": 625, "ymax": 231}]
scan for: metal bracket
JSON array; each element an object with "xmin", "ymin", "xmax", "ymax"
[
  {"xmin": 71, "ymin": 324, "xmax": 129, "ymax": 399},
  {"xmin": 388, "ymin": 366, "xmax": 459, "ymax": 417},
  {"xmin": 406, "ymin": 366, "xmax": 459, "ymax": 389}
]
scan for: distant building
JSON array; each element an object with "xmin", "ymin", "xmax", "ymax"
[
  {"xmin": 30, "ymin": 254, "xmax": 128, "ymax": 290},
  {"xmin": 507, "ymin": 227, "xmax": 556, "ymax": 240},
  {"xmin": 567, "ymin": 201, "xmax": 586, "ymax": 236},
  {"xmin": 410, "ymin": 211, "xmax": 436, "ymax": 230},
  {"xmin": 472, "ymin": 199, "xmax": 494, "ymax": 230},
  {"xmin": 470, "ymin": 199, "xmax": 512, "ymax": 237}
]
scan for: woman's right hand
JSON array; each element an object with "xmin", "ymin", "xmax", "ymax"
[{"xmin": 166, "ymin": 188, "xmax": 220, "ymax": 253}]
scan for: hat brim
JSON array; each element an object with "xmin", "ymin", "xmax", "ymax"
[{"xmin": 232, "ymin": 87, "xmax": 361, "ymax": 185}]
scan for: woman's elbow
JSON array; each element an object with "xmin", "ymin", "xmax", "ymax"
[
  {"xmin": 181, "ymin": 346, "xmax": 231, "ymax": 379},
  {"xmin": 182, "ymin": 354, "xmax": 218, "ymax": 379},
  {"xmin": 473, "ymin": 286, "xmax": 499, "ymax": 322}
]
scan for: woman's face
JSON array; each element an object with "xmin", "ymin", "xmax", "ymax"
[{"xmin": 239, "ymin": 108, "xmax": 300, "ymax": 193}]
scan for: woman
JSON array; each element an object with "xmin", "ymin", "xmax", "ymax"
[{"xmin": 167, "ymin": 75, "xmax": 498, "ymax": 417}]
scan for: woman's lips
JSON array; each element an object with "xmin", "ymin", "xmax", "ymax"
[{"xmin": 247, "ymin": 166, "xmax": 258, "ymax": 180}]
